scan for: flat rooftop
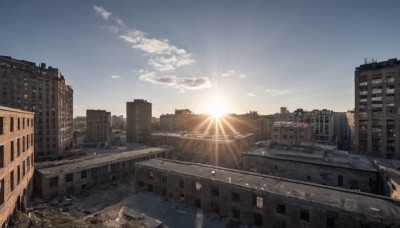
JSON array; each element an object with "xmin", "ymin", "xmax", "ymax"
[
  {"xmin": 151, "ymin": 132, "xmax": 253, "ymax": 141},
  {"xmin": 37, "ymin": 147, "xmax": 171, "ymax": 175},
  {"xmin": 244, "ymin": 147, "xmax": 377, "ymax": 172},
  {"xmin": 273, "ymin": 121, "xmax": 311, "ymax": 128},
  {"xmin": 137, "ymin": 159, "xmax": 400, "ymax": 221}
]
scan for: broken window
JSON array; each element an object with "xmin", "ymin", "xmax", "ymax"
[
  {"xmin": 65, "ymin": 173, "xmax": 73, "ymax": 183},
  {"xmin": 49, "ymin": 176, "xmax": 58, "ymax": 188},
  {"xmin": 277, "ymin": 204, "xmax": 286, "ymax": 215},
  {"xmin": 300, "ymin": 209, "xmax": 310, "ymax": 222}
]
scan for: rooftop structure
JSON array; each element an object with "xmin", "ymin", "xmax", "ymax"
[{"xmin": 136, "ymin": 159, "xmax": 400, "ymax": 227}]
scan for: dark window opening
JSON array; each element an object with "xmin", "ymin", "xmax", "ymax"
[
  {"xmin": 232, "ymin": 192, "xmax": 240, "ymax": 202},
  {"xmin": 300, "ymin": 209, "xmax": 310, "ymax": 222},
  {"xmin": 277, "ymin": 204, "xmax": 286, "ymax": 215},
  {"xmin": 338, "ymin": 175, "xmax": 343, "ymax": 187},
  {"xmin": 327, "ymin": 217, "xmax": 335, "ymax": 227},
  {"xmin": 254, "ymin": 213, "xmax": 263, "ymax": 226},
  {"xmin": 232, "ymin": 208, "xmax": 240, "ymax": 219}
]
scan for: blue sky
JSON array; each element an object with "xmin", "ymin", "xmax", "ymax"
[{"xmin": 1, "ymin": 1, "xmax": 400, "ymax": 117}]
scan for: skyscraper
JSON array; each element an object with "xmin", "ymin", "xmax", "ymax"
[
  {"xmin": 126, "ymin": 99, "xmax": 151, "ymax": 143},
  {"xmin": 0, "ymin": 56, "xmax": 73, "ymax": 160},
  {"xmin": 86, "ymin": 110, "xmax": 111, "ymax": 147},
  {"xmin": 355, "ymin": 58, "xmax": 400, "ymax": 158}
]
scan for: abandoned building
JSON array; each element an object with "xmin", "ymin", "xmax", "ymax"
[
  {"xmin": 272, "ymin": 121, "xmax": 314, "ymax": 143},
  {"xmin": 374, "ymin": 159, "xmax": 400, "ymax": 199},
  {"xmin": 135, "ymin": 159, "xmax": 400, "ymax": 227},
  {"xmin": 0, "ymin": 106, "xmax": 35, "ymax": 226},
  {"xmin": 242, "ymin": 145, "xmax": 379, "ymax": 194},
  {"xmin": 34, "ymin": 147, "xmax": 173, "ymax": 200},
  {"xmin": 150, "ymin": 132, "xmax": 254, "ymax": 169}
]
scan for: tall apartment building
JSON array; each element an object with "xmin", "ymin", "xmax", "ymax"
[
  {"xmin": 86, "ymin": 110, "xmax": 111, "ymax": 147},
  {"xmin": 0, "ymin": 56, "xmax": 73, "ymax": 160},
  {"xmin": 126, "ymin": 99, "xmax": 152, "ymax": 143},
  {"xmin": 355, "ymin": 58, "xmax": 400, "ymax": 158},
  {"xmin": 0, "ymin": 106, "xmax": 35, "ymax": 226},
  {"xmin": 160, "ymin": 114, "xmax": 174, "ymax": 131},
  {"xmin": 292, "ymin": 109, "xmax": 334, "ymax": 143}
]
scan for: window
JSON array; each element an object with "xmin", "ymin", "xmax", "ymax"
[
  {"xmin": 327, "ymin": 217, "xmax": 335, "ymax": 227},
  {"xmin": 195, "ymin": 181, "xmax": 202, "ymax": 191},
  {"xmin": 65, "ymin": 173, "xmax": 73, "ymax": 183},
  {"xmin": 22, "ymin": 161, "xmax": 25, "ymax": 177},
  {"xmin": 10, "ymin": 117, "xmax": 14, "ymax": 132},
  {"xmin": 161, "ymin": 175, "xmax": 167, "ymax": 183},
  {"xmin": 17, "ymin": 138, "xmax": 20, "ymax": 156},
  {"xmin": 10, "ymin": 170, "xmax": 14, "ymax": 191},
  {"xmin": 254, "ymin": 195, "xmax": 263, "ymax": 209},
  {"xmin": 277, "ymin": 204, "xmax": 286, "ymax": 215},
  {"xmin": 338, "ymin": 175, "xmax": 343, "ymax": 187},
  {"xmin": 0, "ymin": 145, "xmax": 3, "ymax": 168},
  {"xmin": 300, "ymin": 209, "xmax": 310, "ymax": 222},
  {"xmin": 307, "ymin": 175, "xmax": 311, "ymax": 181},
  {"xmin": 211, "ymin": 186, "xmax": 219, "ymax": 197},
  {"xmin": 0, "ymin": 117, "xmax": 3, "ymax": 135},
  {"xmin": 23, "ymin": 118, "xmax": 25, "ymax": 129},
  {"xmin": 81, "ymin": 170, "xmax": 87, "ymax": 179},
  {"xmin": 10, "ymin": 141, "xmax": 14, "ymax": 162},
  {"xmin": 49, "ymin": 176, "xmax": 58, "ymax": 188},
  {"xmin": 232, "ymin": 208, "xmax": 240, "ymax": 219},
  {"xmin": 148, "ymin": 170, "xmax": 154, "ymax": 179},
  {"xmin": 18, "ymin": 118, "xmax": 20, "ymax": 130},
  {"xmin": 17, "ymin": 165, "xmax": 20, "ymax": 184},
  {"xmin": 0, "ymin": 179, "xmax": 4, "ymax": 205},
  {"xmin": 232, "ymin": 192, "xmax": 240, "ymax": 202},
  {"xmin": 179, "ymin": 178, "xmax": 184, "ymax": 188},
  {"xmin": 22, "ymin": 136, "xmax": 25, "ymax": 152}
]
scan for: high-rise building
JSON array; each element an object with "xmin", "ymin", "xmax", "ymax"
[
  {"xmin": 355, "ymin": 58, "xmax": 400, "ymax": 158},
  {"xmin": 126, "ymin": 99, "xmax": 152, "ymax": 143},
  {"xmin": 0, "ymin": 56, "xmax": 73, "ymax": 160},
  {"xmin": 292, "ymin": 109, "xmax": 334, "ymax": 143},
  {"xmin": 0, "ymin": 106, "xmax": 35, "ymax": 226},
  {"xmin": 86, "ymin": 110, "xmax": 111, "ymax": 147}
]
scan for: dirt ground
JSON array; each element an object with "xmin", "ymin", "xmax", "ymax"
[{"xmin": 13, "ymin": 180, "xmax": 146, "ymax": 228}]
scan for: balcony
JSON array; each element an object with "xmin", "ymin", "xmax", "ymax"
[
  {"xmin": 386, "ymin": 88, "xmax": 395, "ymax": 94},
  {"xmin": 372, "ymin": 89, "xmax": 382, "ymax": 94}
]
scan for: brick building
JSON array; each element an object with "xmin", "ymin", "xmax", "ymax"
[
  {"xmin": 135, "ymin": 159, "xmax": 400, "ymax": 227},
  {"xmin": 243, "ymin": 145, "xmax": 378, "ymax": 193},
  {"xmin": 126, "ymin": 99, "xmax": 152, "ymax": 143},
  {"xmin": 150, "ymin": 132, "xmax": 254, "ymax": 169},
  {"xmin": 86, "ymin": 109, "xmax": 111, "ymax": 147},
  {"xmin": 0, "ymin": 56, "xmax": 73, "ymax": 160},
  {"xmin": 355, "ymin": 58, "xmax": 400, "ymax": 158},
  {"xmin": 34, "ymin": 147, "xmax": 173, "ymax": 200},
  {"xmin": 0, "ymin": 106, "xmax": 35, "ymax": 226}
]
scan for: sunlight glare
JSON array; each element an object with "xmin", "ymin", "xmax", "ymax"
[{"xmin": 207, "ymin": 99, "xmax": 226, "ymax": 118}]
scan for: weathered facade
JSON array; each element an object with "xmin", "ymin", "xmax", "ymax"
[
  {"xmin": 86, "ymin": 109, "xmax": 111, "ymax": 147},
  {"xmin": 34, "ymin": 147, "xmax": 173, "ymax": 200},
  {"xmin": 0, "ymin": 56, "xmax": 73, "ymax": 160},
  {"xmin": 271, "ymin": 122, "xmax": 314, "ymax": 143},
  {"xmin": 243, "ymin": 146, "xmax": 378, "ymax": 193},
  {"xmin": 150, "ymin": 132, "xmax": 254, "ymax": 169},
  {"xmin": 135, "ymin": 159, "xmax": 400, "ymax": 227},
  {"xmin": 126, "ymin": 99, "xmax": 152, "ymax": 143},
  {"xmin": 355, "ymin": 58, "xmax": 400, "ymax": 158},
  {"xmin": 0, "ymin": 106, "xmax": 35, "ymax": 226}
]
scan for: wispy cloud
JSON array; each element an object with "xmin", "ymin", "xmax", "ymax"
[
  {"xmin": 93, "ymin": 5, "xmax": 210, "ymax": 92},
  {"xmin": 246, "ymin": 93, "xmax": 256, "ymax": 97},
  {"xmin": 265, "ymin": 89, "xmax": 289, "ymax": 96},
  {"xmin": 94, "ymin": 6, "xmax": 111, "ymax": 20},
  {"xmin": 221, "ymin": 70, "xmax": 247, "ymax": 78},
  {"xmin": 110, "ymin": 75, "xmax": 120, "ymax": 79},
  {"xmin": 139, "ymin": 71, "xmax": 213, "ymax": 90}
]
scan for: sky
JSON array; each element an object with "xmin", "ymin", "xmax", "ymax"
[{"xmin": 1, "ymin": 1, "xmax": 400, "ymax": 117}]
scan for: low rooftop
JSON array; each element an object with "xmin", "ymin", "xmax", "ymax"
[
  {"xmin": 36, "ymin": 147, "xmax": 172, "ymax": 175},
  {"xmin": 137, "ymin": 159, "xmax": 400, "ymax": 221},
  {"xmin": 151, "ymin": 131, "xmax": 253, "ymax": 141},
  {"xmin": 244, "ymin": 146, "xmax": 376, "ymax": 172}
]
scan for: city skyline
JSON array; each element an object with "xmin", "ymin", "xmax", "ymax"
[{"xmin": 1, "ymin": 1, "xmax": 400, "ymax": 117}]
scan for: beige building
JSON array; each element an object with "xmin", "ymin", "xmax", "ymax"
[
  {"xmin": 86, "ymin": 110, "xmax": 111, "ymax": 147},
  {"xmin": 34, "ymin": 147, "xmax": 172, "ymax": 200},
  {"xmin": 135, "ymin": 159, "xmax": 400, "ymax": 227},
  {"xmin": 355, "ymin": 58, "xmax": 400, "ymax": 158},
  {"xmin": 0, "ymin": 56, "xmax": 73, "ymax": 160},
  {"xmin": 126, "ymin": 99, "xmax": 152, "ymax": 143},
  {"xmin": 0, "ymin": 106, "xmax": 35, "ymax": 226}
]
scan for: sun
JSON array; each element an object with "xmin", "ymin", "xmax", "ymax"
[{"xmin": 207, "ymin": 99, "xmax": 226, "ymax": 119}]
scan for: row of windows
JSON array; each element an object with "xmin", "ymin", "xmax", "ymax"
[
  {"xmin": 1, "ymin": 154, "xmax": 34, "ymax": 205},
  {"xmin": 0, "ymin": 116, "xmax": 34, "ymax": 135},
  {"xmin": 0, "ymin": 134, "xmax": 34, "ymax": 168}
]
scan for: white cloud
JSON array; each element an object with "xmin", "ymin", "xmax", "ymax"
[
  {"xmin": 139, "ymin": 71, "xmax": 213, "ymax": 90},
  {"xmin": 265, "ymin": 89, "xmax": 289, "ymax": 96},
  {"xmin": 239, "ymin": 74, "xmax": 247, "ymax": 78},
  {"xmin": 93, "ymin": 6, "xmax": 111, "ymax": 20},
  {"xmin": 221, "ymin": 70, "xmax": 247, "ymax": 78},
  {"xmin": 111, "ymin": 75, "xmax": 120, "ymax": 79},
  {"xmin": 247, "ymin": 93, "xmax": 256, "ymax": 97},
  {"xmin": 101, "ymin": 25, "xmax": 119, "ymax": 33}
]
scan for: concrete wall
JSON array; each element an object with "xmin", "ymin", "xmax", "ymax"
[{"xmin": 242, "ymin": 154, "xmax": 378, "ymax": 194}]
